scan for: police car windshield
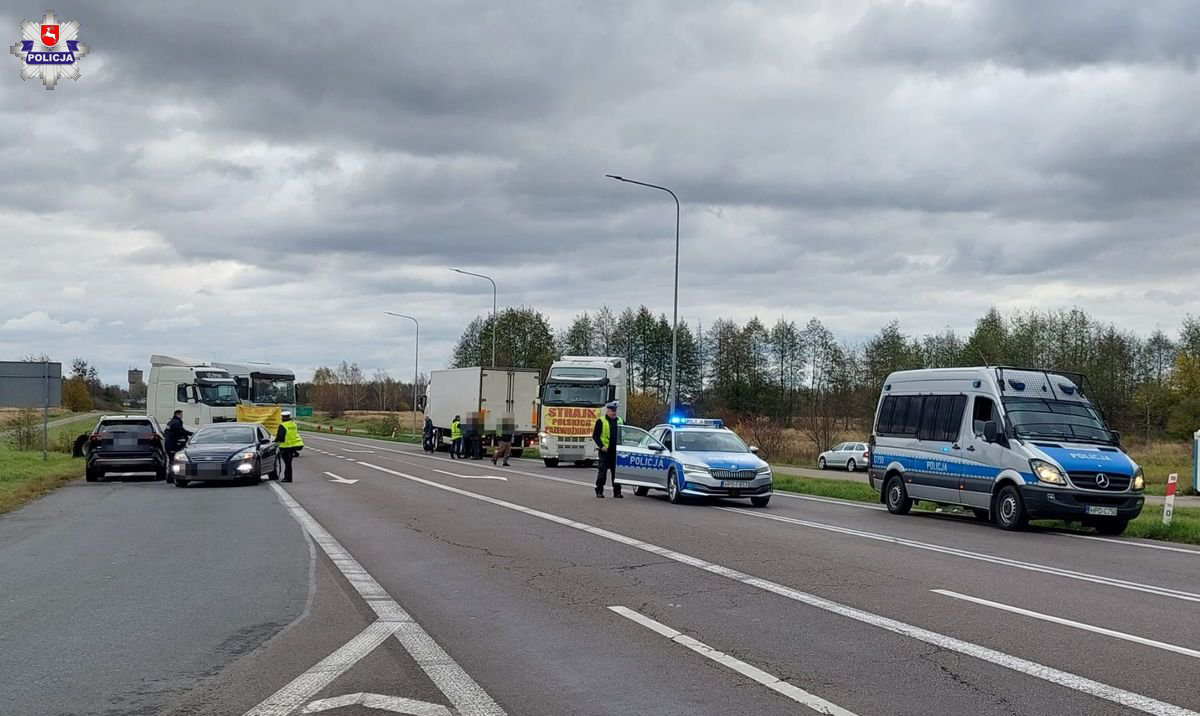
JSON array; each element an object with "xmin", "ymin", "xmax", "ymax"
[
  {"xmin": 542, "ymin": 383, "xmax": 607, "ymax": 406},
  {"xmin": 675, "ymin": 431, "xmax": 749, "ymax": 453},
  {"xmin": 1001, "ymin": 397, "xmax": 1114, "ymax": 444}
]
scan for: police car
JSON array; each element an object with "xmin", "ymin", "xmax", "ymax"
[{"xmin": 614, "ymin": 418, "xmax": 773, "ymax": 506}]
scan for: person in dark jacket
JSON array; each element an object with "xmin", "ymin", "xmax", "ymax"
[
  {"xmin": 592, "ymin": 402, "xmax": 623, "ymax": 498},
  {"xmin": 163, "ymin": 409, "xmax": 192, "ymax": 464},
  {"xmin": 423, "ymin": 416, "xmax": 435, "ymax": 453}
]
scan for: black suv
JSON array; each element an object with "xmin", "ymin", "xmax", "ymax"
[{"xmin": 85, "ymin": 415, "xmax": 167, "ymax": 481}]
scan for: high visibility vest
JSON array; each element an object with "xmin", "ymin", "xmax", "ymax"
[
  {"xmin": 450, "ymin": 420, "xmax": 462, "ymax": 440},
  {"xmin": 280, "ymin": 420, "xmax": 304, "ymax": 449},
  {"xmin": 597, "ymin": 416, "xmax": 622, "ymax": 449}
]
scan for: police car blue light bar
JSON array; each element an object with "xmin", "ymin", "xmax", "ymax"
[{"xmin": 670, "ymin": 417, "xmax": 723, "ymax": 428}]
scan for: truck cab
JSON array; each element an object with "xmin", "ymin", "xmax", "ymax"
[
  {"xmin": 538, "ymin": 357, "xmax": 627, "ymax": 467},
  {"xmin": 147, "ymin": 355, "xmax": 239, "ymax": 428},
  {"xmin": 213, "ymin": 361, "xmax": 297, "ymax": 414}
]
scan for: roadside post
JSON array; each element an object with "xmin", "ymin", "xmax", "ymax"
[
  {"xmin": 1193, "ymin": 429, "xmax": 1199, "ymax": 495},
  {"xmin": 42, "ymin": 361, "xmax": 49, "ymax": 461},
  {"xmin": 1163, "ymin": 473, "xmax": 1178, "ymax": 527}
]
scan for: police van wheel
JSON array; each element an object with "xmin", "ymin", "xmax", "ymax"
[
  {"xmin": 994, "ymin": 485, "xmax": 1028, "ymax": 531},
  {"xmin": 633, "ymin": 486, "xmax": 649, "ymax": 497},
  {"xmin": 667, "ymin": 470, "xmax": 685, "ymax": 505},
  {"xmin": 884, "ymin": 476, "xmax": 912, "ymax": 515},
  {"xmin": 1095, "ymin": 519, "xmax": 1129, "ymax": 536},
  {"xmin": 543, "ymin": 458, "xmax": 559, "ymax": 468}
]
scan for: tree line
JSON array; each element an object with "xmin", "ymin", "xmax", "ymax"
[
  {"xmin": 445, "ymin": 306, "xmax": 1200, "ymax": 445},
  {"xmin": 299, "ymin": 361, "xmax": 425, "ymax": 417}
]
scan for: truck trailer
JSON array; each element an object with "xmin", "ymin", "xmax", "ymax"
[{"xmin": 420, "ymin": 367, "xmax": 540, "ymax": 456}]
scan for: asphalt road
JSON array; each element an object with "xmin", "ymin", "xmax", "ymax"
[{"xmin": 3, "ymin": 436, "xmax": 1199, "ymax": 716}]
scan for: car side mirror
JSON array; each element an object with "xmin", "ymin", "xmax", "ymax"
[
  {"xmin": 650, "ymin": 444, "xmax": 665, "ymax": 452},
  {"xmin": 749, "ymin": 446, "xmax": 760, "ymax": 454},
  {"xmin": 1111, "ymin": 429, "xmax": 1121, "ymax": 444},
  {"xmin": 983, "ymin": 421, "xmax": 999, "ymax": 443}
]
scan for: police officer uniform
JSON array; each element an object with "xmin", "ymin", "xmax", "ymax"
[
  {"xmin": 275, "ymin": 410, "xmax": 304, "ymax": 482},
  {"xmin": 592, "ymin": 401, "xmax": 623, "ymax": 498}
]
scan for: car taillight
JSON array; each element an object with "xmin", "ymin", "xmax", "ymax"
[
  {"xmin": 863, "ymin": 451, "xmax": 869, "ymax": 458},
  {"xmin": 89, "ymin": 433, "xmax": 102, "ymax": 442}
]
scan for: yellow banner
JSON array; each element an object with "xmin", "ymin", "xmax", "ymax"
[
  {"xmin": 543, "ymin": 406, "xmax": 601, "ymax": 437},
  {"xmin": 236, "ymin": 405, "xmax": 282, "ymax": 436}
]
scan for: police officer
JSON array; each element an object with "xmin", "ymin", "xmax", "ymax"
[
  {"xmin": 163, "ymin": 409, "xmax": 192, "ymax": 484},
  {"xmin": 274, "ymin": 409, "xmax": 304, "ymax": 482},
  {"xmin": 450, "ymin": 414, "xmax": 463, "ymax": 459},
  {"xmin": 592, "ymin": 401, "xmax": 623, "ymax": 498}
]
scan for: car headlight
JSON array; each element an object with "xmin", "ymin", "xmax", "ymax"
[
  {"xmin": 233, "ymin": 451, "xmax": 255, "ymax": 461},
  {"xmin": 236, "ymin": 462, "xmax": 254, "ymax": 473},
  {"xmin": 683, "ymin": 463, "xmax": 709, "ymax": 476},
  {"xmin": 174, "ymin": 452, "xmax": 188, "ymax": 462},
  {"xmin": 756, "ymin": 466, "xmax": 772, "ymax": 476},
  {"xmin": 1030, "ymin": 459, "xmax": 1067, "ymax": 485},
  {"xmin": 1132, "ymin": 467, "xmax": 1144, "ymax": 491},
  {"xmin": 171, "ymin": 463, "xmax": 182, "ymax": 474}
]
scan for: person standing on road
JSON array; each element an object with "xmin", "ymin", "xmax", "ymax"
[
  {"xmin": 450, "ymin": 415, "xmax": 463, "ymax": 459},
  {"xmin": 592, "ymin": 401, "xmax": 623, "ymax": 498},
  {"xmin": 163, "ymin": 410, "xmax": 193, "ymax": 481},
  {"xmin": 274, "ymin": 409, "xmax": 304, "ymax": 483},
  {"xmin": 492, "ymin": 428, "xmax": 513, "ymax": 467},
  {"xmin": 423, "ymin": 416, "xmax": 435, "ymax": 453}
]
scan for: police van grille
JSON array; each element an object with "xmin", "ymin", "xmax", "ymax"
[
  {"xmin": 1068, "ymin": 471, "xmax": 1131, "ymax": 491},
  {"xmin": 710, "ymin": 469, "xmax": 757, "ymax": 480}
]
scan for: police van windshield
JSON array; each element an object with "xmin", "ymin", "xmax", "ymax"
[
  {"xmin": 542, "ymin": 383, "xmax": 608, "ymax": 406},
  {"xmin": 197, "ymin": 383, "xmax": 239, "ymax": 407},
  {"xmin": 675, "ymin": 431, "xmax": 749, "ymax": 453},
  {"xmin": 1001, "ymin": 397, "xmax": 1114, "ymax": 444}
]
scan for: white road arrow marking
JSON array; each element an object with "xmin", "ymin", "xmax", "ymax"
[
  {"xmin": 324, "ymin": 471, "xmax": 359, "ymax": 485},
  {"xmin": 303, "ymin": 693, "xmax": 451, "ymax": 715},
  {"xmin": 432, "ymin": 469, "xmax": 507, "ymax": 481}
]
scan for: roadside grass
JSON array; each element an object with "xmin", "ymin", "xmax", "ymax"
[
  {"xmin": 771, "ymin": 475, "xmax": 879, "ymax": 503},
  {"xmin": 0, "ymin": 449, "xmax": 81, "ymax": 514},
  {"xmin": 1124, "ymin": 440, "xmax": 1195, "ymax": 496}
]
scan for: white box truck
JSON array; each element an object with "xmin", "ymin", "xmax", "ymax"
[
  {"xmin": 537, "ymin": 356, "xmax": 627, "ymax": 467},
  {"xmin": 420, "ymin": 367, "xmax": 540, "ymax": 455},
  {"xmin": 147, "ymin": 355, "xmax": 239, "ymax": 427}
]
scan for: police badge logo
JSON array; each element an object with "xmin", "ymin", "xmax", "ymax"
[{"xmin": 9, "ymin": 11, "xmax": 89, "ymax": 89}]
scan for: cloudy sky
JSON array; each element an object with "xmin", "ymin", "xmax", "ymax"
[{"xmin": 3, "ymin": 0, "xmax": 1200, "ymax": 386}]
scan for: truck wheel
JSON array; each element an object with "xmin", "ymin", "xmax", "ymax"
[
  {"xmin": 543, "ymin": 457, "xmax": 559, "ymax": 468},
  {"xmin": 993, "ymin": 485, "xmax": 1028, "ymax": 531},
  {"xmin": 1095, "ymin": 519, "xmax": 1129, "ymax": 536}
]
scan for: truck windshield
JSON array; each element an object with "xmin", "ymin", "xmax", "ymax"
[
  {"xmin": 542, "ymin": 383, "xmax": 608, "ymax": 406},
  {"xmin": 197, "ymin": 383, "xmax": 239, "ymax": 407},
  {"xmin": 1001, "ymin": 397, "xmax": 1114, "ymax": 444},
  {"xmin": 251, "ymin": 376, "xmax": 296, "ymax": 405}
]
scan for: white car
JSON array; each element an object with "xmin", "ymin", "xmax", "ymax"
[{"xmin": 818, "ymin": 442, "xmax": 869, "ymax": 472}]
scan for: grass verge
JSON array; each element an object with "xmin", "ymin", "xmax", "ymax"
[
  {"xmin": 0, "ymin": 450, "xmax": 82, "ymax": 514},
  {"xmin": 772, "ymin": 475, "xmax": 879, "ymax": 502}
]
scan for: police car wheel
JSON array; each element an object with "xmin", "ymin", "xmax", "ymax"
[
  {"xmin": 667, "ymin": 470, "xmax": 685, "ymax": 504},
  {"xmin": 994, "ymin": 485, "xmax": 1028, "ymax": 530},
  {"xmin": 885, "ymin": 476, "xmax": 912, "ymax": 515},
  {"xmin": 633, "ymin": 486, "xmax": 649, "ymax": 497}
]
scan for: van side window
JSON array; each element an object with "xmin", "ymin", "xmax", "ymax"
[
  {"xmin": 901, "ymin": 396, "xmax": 923, "ymax": 435},
  {"xmin": 877, "ymin": 395, "xmax": 923, "ymax": 437},
  {"xmin": 972, "ymin": 396, "xmax": 1001, "ymax": 436}
]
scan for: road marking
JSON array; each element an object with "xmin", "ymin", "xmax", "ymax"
[
  {"xmin": 932, "ymin": 589, "xmax": 1200, "ymax": 660},
  {"xmin": 349, "ymin": 458, "xmax": 1198, "ymax": 716},
  {"xmin": 432, "ymin": 469, "xmax": 508, "ymax": 482},
  {"xmin": 304, "ymin": 693, "xmax": 451, "ymax": 714},
  {"xmin": 324, "ymin": 471, "xmax": 359, "ymax": 485},
  {"xmin": 342, "ymin": 449, "xmax": 375, "ymax": 454},
  {"xmin": 715, "ymin": 506, "xmax": 1200, "ymax": 604},
  {"xmin": 609, "ymin": 606, "xmax": 858, "ymax": 716},
  {"xmin": 245, "ymin": 621, "xmax": 403, "ymax": 716},
  {"xmin": 1050, "ymin": 530, "xmax": 1200, "ymax": 556},
  {"xmin": 253, "ymin": 483, "xmax": 506, "ymax": 716}
]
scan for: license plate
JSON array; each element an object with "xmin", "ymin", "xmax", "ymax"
[
  {"xmin": 720, "ymin": 481, "xmax": 747, "ymax": 488},
  {"xmin": 1086, "ymin": 505, "xmax": 1118, "ymax": 517},
  {"xmin": 115, "ymin": 438, "xmax": 137, "ymax": 447}
]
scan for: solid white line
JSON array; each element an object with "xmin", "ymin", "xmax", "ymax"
[
  {"xmin": 932, "ymin": 590, "xmax": 1200, "ymax": 660},
  {"xmin": 1051, "ymin": 530, "xmax": 1200, "ymax": 556},
  {"xmin": 609, "ymin": 606, "xmax": 859, "ymax": 716},
  {"xmin": 244, "ymin": 621, "xmax": 401, "ymax": 716},
  {"xmin": 715, "ymin": 506, "xmax": 1200, "ymax": 604},
  {"xmin": 432, "ymin": 469, "xmax": 507, "ymax": 481},
  {"xmin": 265, "ymin": 483, "xmax": 506, "ymax": 716},
  {"xmin": 349, "ymin": 458, "xmax": 1198, "ymax": 716},
  {"xmin": 303, "ymin": 692, "xmax": 452, "ymax": 715}
]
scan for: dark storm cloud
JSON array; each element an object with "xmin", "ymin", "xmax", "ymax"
[{"xmin": 3, "ymin": 1, "xmax": 1200, "ymax": 385}]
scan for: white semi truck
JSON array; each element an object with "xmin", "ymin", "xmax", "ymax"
[
  {"xmin": 538, "ymin": 356, "xmax": 627, "ymax": 467},
  {"xmin": 213, "ymin": 361, "xmax": 297, "ymax": 414},
  {"xmin": 419, "ymin": 367, "xmax": 541, "ymax": 455},
  {"xmin": 147, "ymin": 355, "xmax": 239, "ymax": 427}
]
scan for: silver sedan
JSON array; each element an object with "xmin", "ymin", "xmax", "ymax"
[{"xmin": 818, "ymin": 442, "xmax": 869, "ymax": 472}]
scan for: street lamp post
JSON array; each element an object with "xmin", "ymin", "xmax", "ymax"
[
  {"xmin": 606, "ymin": 174, "xmax": 680, "ymax": 416},
  {"xmin": 451, "ymin": 268, "xmax": 498, "ymax": 367},
  {"xmin": 385, "ymin": 312, "xmax": 420, "ymax": 439}
]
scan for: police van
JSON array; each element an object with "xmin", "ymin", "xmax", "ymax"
[
  {"xmin": 614, "ymin": 418, "xmax": 773, "ymax": 506},
  {"xmin": 869, "ymin": 367, "xmax": 1144, "ymax": 534}
]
